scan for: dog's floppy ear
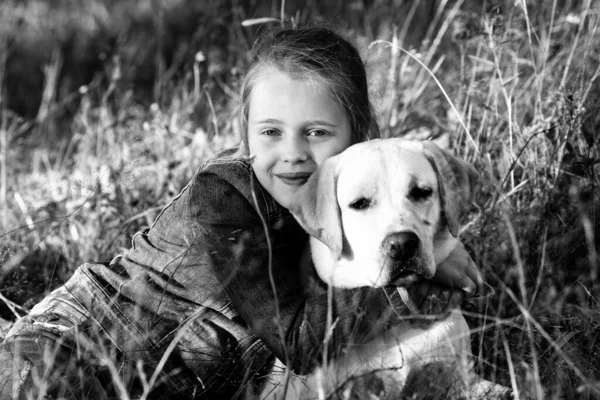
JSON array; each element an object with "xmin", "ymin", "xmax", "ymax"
[
  {"xmin": 288, "ymin": 155, "xmax": 344, "ymax": 259},
  {"xmin": 421, "ymin": 141, "xmax": 479, "ymax": 237}
]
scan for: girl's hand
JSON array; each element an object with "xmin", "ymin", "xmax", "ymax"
[
  {"xmin": 431, "ymin": 241, "xmax": 483, "ymax": 296},
  {"xmin": 406, "ymin": 241, "xmax": 486, "ymax": 316},
  {"xmin": 407, "ymin": 281, "xmax": 464, "ymax": 317}
]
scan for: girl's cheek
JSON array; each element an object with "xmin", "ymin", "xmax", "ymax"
[
  {"xmin": 249, "ymin": 143, "xmax": 265, "ymax": 161},
  {"xmin": 247, "ymin": 135, "xmax": 260, "ymax": 158},
  {"xmin": 253, "ymin": 139, "xmax": 279, "ymax": 162}
]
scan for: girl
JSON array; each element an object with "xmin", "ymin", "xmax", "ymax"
[{"xmin": 0, "ymin": 26, "xmax": 481, "ymax": 399}]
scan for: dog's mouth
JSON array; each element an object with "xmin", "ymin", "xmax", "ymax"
[
  {"xmin": 388, "ymin": 269, "xmax": 423, "ymax": 285},
  {"xmin": 385, "ymin": 254, "xmax": 434, "ymax": 285}
]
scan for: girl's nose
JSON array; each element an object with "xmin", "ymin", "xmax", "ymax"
[{"xmin": 281, "ymin": 135, "xmax": 309, "ymax": 163}]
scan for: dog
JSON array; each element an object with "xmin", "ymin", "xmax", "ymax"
[{"xmin": 259, "ymin": 138, "xmax": 508, "ymax": 399}]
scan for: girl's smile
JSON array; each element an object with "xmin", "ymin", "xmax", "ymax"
[
  {"xmin": 247, "ymin": 69, "xmax": 352, "ymax": 209},
  {"xmin": 274, "ymin": 172, "xmax": 313, "ymax": 186}
]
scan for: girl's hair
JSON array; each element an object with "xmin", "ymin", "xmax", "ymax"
[{"xmin": 239, "ymin": 26, "xmax": 380, "ymax": 148}]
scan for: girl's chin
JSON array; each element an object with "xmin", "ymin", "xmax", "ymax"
[
  {"xmin": 273, "ymin": 194, "xmax": 293, "ymax": 209},
  {"xmin": 272, "ymin": 189, "xmax": 300, "ymax": 210}
]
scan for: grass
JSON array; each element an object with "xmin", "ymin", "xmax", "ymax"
[{"xmin": 1, "ymin": 0, "xmax": 599, "ymax": 398}]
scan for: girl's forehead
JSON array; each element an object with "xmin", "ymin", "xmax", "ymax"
[
  {"xmin": 249, "ymin": 69, "xmax": 344, "ymax": 115},
  {"xmin": 253, "ymin": 66, "xmax": 330, "ymax": 94}
]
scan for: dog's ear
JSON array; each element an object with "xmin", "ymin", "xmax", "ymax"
[
  {"xmin": 421, "ymin": 141, "xmax": 479, "ymax": 237},
  {"xmin": 288, "ymin": 155, "xmax": 344, "ymax": 259}
]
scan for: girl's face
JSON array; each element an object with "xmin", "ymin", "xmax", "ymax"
[{"xmin": 248, "ymin": 70, "xmax": 352, "ymax": 209}]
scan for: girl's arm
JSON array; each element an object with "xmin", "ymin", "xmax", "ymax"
[{"xmin": 407, "ymin": 242, "xmax": 484, "ymax": 315}]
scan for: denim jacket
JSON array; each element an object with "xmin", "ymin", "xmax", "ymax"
[{"xmin": 2, "ymin": 144, "xmax": 410, "ymax": 398}]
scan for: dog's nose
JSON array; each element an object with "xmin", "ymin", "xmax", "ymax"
[{"xmin": 383, "ymin": 232, "xmax": 420, "ymax": 262}]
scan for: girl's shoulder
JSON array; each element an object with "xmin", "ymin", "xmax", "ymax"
[
  {"xmin": 201, "ymin": 144, "xmax": 252, "ymax": 171},
  {"xmin": 187, "ymin": 143, "xmax": 285, "ymax": 219},
  {"xmin": 198, "ymin": 143, "xmax": 253, "ymax": 191}
]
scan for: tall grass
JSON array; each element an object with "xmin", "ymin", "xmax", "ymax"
[{"xmin": 0, "ymin": 0, "xmax": 599, "ymax": 398}]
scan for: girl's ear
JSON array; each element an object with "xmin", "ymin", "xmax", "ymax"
[
  {"xmin": 421, "ymin": 141, "xmax": 480, "ymax": 237},
  {"xmin": 288, "ymin": 155, "xmax": 344, "ymax": 259}
]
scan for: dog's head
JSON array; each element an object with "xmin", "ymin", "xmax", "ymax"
[{"xmin": 289, "ymin": 138, "xmax": 479, "ymax": 288}]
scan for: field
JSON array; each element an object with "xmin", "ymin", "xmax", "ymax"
[{"xmin": 1, "ymin": 0, "xmax": 599, "ymax": 398}]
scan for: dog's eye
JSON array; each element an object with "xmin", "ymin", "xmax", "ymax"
[
  {"xmin": 409, "ymin": 186, "xmax": 433, "ymax": 201},
  {"xmin": 349, "ymin": 198, "xmax": 371, "ymax": 210}
]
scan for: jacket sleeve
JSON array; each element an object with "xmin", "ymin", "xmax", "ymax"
[{"xmin": 188, "ymin": 171, "xmax": 410, "ymax": 374}]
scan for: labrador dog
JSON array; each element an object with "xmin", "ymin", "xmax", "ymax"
[{"xmin": 259, "ymin": 138, "xmax": 508, "ymax": 400}]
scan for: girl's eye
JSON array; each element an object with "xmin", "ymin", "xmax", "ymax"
[
  {"xmin": 308, "ymin": 130, "xmax": 328, "ymax": 137},
  {"xmin": 261, "ymin": 129, "xmax": 280, "ymax": 136}
]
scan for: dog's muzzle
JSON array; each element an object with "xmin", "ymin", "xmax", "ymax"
[
  {"xmin": 382, "ymin": 232, "xmax": 428, "ymax": 283},
  {"xmin": 383, "ymin": 232, "xmax": 420, "ymax": 262}
]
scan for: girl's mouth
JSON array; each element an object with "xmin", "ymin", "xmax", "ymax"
[{"xmin": 275, "ymin": 172, "xmax": 312, "ymax": 186}]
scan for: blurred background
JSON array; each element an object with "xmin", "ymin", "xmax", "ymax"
[{"xmin": 1, "ymin": 0, "xmax": 599, "ymax": 398}]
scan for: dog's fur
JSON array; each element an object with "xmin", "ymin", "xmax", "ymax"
[{"xmin": 259, "ymin": 138, "xmax": 507, "ymax": 399}]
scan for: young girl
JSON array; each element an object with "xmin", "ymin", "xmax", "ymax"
[{"xmin": 0, "ymin": 26, "xmax": 482, "ymax": 399}]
